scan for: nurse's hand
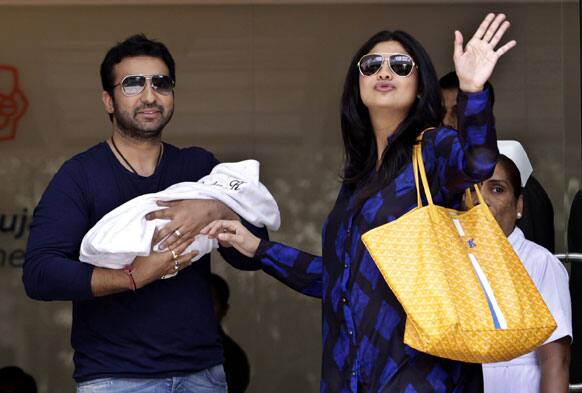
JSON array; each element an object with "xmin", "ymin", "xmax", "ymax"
[
  {"xmin": 200, "ymin": 220, "xmax": 261, "ymax": 258},
  {"xmin": 454, "ymin": 13, "xmax": 517, "ymax": 93}
]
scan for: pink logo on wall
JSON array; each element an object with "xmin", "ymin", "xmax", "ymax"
[{"xmin": 0, "ymin": 65, "xmax": 28, "ymax": 142}]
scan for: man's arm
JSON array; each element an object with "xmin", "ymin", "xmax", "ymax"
[
  {"xmin": 23, "ymin": 159, "xmax": 194, "ymax": 300},
  {"xmin": 90, "ymin": 242, "xmax": 198, "ymax": 296},
  {"xmin": 538, "ymin": 336, "xmax": 571, "ymax": 393},
  {"xmin": 147, "ymin": 199, "xmax": 239, "ymax": 250},
  {"xmin": 23, "ymin": 160, "xmax": 96, "ymax": 300}
]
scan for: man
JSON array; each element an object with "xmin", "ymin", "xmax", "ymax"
[
  {"xmin": 439, "ymin": 71, "xmax": 555, "ymax": 252},
  {"xmin": 23, "ymin": 34, "xmax": 265, "ymax": 392},
  {"xmin": 439, "ymin": 71, "xmax": 496, "ymax": 132}
]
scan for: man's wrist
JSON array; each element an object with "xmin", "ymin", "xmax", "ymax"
[
  {"xmin": 91, "ymin": 267, "xmax": 140, "ymax": 297},
  {"xmin": 123, "ymin": 265, "xmax": 137, "ymax": 291},
  {"xmin": 212, "ymin": 200, "xmax": 238, "ymax": 221},
  {"xmin": 128, "ymin": 261, "xmax": 153, "ymax": 290}
]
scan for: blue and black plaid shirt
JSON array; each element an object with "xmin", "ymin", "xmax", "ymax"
[{"xmin": 256, "ymin": 89, "xmax": 497, "ymax": 393}]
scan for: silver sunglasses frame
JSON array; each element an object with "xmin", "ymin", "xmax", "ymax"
[
  {"xmin": 357, "ymin": 53, "xmax": 416, "ymax": 77},
  {"xmin": 113, "ymin": 74, "xmax": 175, "ymax": 97}
]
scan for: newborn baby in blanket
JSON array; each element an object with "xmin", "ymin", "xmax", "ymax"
[{"xmin": 80, "ymin": 160, "xmax": 280, "ymax": 269}]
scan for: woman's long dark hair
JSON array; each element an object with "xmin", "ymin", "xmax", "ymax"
[{"xmin": 341, "ymin": 30, "xmax": 444, "ymax": 203}]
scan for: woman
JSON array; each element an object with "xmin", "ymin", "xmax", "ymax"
[
  {"xmin": 201, "ymin": 14, "xmax": 515, "ymax": 392},
  {"xmin": 477, "ymin": 155, "xmax": 571, "ymax": 393}
]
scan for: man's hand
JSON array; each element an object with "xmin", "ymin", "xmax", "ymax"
[
  {"xmin": 145, "ymin": 199, "xmax": 239, "ymax": 252},
  {"xmin": 91, "ymin": 238, "xmax": 198, "ymax": 296},
  {"xmin": 131, "ymin": 241, "xmax": 198, "ymax": 288}
]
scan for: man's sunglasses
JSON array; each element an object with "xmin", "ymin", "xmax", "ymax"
[
  {"xmin": 114, "ymin": 74, "xmax": 175, "ymax": 97},
  {"xmin": 357, "ymin": 53, "xmax": 416, "ymax": 77}
]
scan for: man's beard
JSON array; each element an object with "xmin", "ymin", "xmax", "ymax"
[{"xmin": 113, "ymin": 101, "xmax": 174, "ymax": 141}]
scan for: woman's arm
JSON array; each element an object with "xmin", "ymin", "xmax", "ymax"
[
  {"xmin": 538, "ymin": 336, "xmax": 571, "ymax": 393},
  {"xmin": 432, "ymin": 88, "xmax": 497, "ymax": 195},
  {"xmin": 432, "ymin": 14, "xmax": 517, "ymax": 194},
  {"xmin": 255, "ymin": 240, "xmax": 322, "ymax": 298},
  {"xmin": 535, "ymin": 252, "xmax": 572, "ymax": 393},
  {"xmin": 201, "ymin": 220, "xmax": 323, "ymax": 298}
]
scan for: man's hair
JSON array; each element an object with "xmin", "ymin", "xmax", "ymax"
[
  {"xmin": 439, "ymin": 71, "xmax": 495, "ymax": 107},
  {"xmin": 438, "ymin": 71, "xmax": 459, "ymax": 90},
  {"xmin": 100, "ymin": 33, "xmax": 176, "ymax": 96}
]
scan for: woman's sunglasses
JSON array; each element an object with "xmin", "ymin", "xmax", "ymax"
[
  {"xmin": 357, "ymin": 53, "xmax": 416, "ymax": 77},
  {"xmin": 114, "ymin": 74, "xmax": 175, "ymax": 97}
]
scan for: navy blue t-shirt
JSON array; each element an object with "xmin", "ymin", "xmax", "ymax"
[{"xmin": 23, "ymin": 142, "xmax": 263, "ymax": 382}]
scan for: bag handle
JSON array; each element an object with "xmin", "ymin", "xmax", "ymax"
[
  {"xmin": 414, "ymin": 130, "xmax": 488, "ymax": 209},
  {"xmin": 413, "ymin": 141, "xmax": 422, "ymax": 206},
  {"xmin": 464, "ymin": 184, "xmax": 488, "ymax": 209},
  {"xmin": 465, "ymin": 188, "xmax": 474, "ymax": 209},
  {"xmin": 413, "ymin": 128, "xmax": 435, "ymax": 207}
]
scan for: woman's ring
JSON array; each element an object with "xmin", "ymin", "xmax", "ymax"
[
  {"xmin": 170, "ymin": 249, "xmax": 179, "ymax": 260},
  {"xmin": 174, "ymin": 229, "xmax": 183, "ymax": 238},
  {"xmin": 174, "ymin": 260, "xmax": 180, "ymax": 271}
]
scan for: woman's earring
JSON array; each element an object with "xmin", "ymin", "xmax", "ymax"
[{"xmin": 517, "ymin": 212, "xmax": 522, "ymax": 219}]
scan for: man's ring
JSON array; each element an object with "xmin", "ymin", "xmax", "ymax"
[
  {"xmin": 174, "ymin": 229, "xmax": 183, "ymax": 238},
  {"xmin": 170, "ymin": 249, "xmax": 179, "ymax": 260}
]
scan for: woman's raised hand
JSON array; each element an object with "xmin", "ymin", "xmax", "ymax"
[
  {"xmin": 454, "ymin": 13, "xmax": 517, "ymax": 92},
  {"xmin": 200, "ymin": 220, "xmax": 261, "ymax": 258}
]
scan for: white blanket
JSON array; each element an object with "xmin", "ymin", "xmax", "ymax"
[{"xmin": 80, "ymin": 160, "xmax": 280, "ymax": 268}]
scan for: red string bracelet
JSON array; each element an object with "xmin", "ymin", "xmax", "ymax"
[{"xmin": 123, "ymin": 265, "xmax": 137, "ymax": 291}]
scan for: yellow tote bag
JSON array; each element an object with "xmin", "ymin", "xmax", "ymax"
[{"xmin": 361, "ymin": 136, "xmax": 556, "ymax": 363}]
